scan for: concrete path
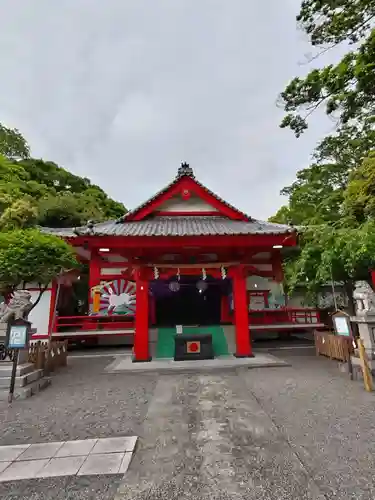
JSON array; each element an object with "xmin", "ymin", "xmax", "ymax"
[
  {"xmin": 106, "ymin": 352, "xmax": 288, "ymax": 373},
  {"xmin": 114, "ymin": 370, "xmax": 323, "ymax": 500}
]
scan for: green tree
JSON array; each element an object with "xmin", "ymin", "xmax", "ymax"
[
  {"xmin": 0, "ymin": 124, "xmax": 30, "ymax": 160},
  {"xmin": 277, "ymin": 152, "xmax": 375, "ymax": 303},
  {"xmin": 270, "ymin": 125, "xmax": 375, "ymax": 225},
  {"xmin": 0, "ymin": 199, "xmax": 38, "ymax": 231},
  {"xmin": 279, "ymin": 1, "xmax": 375, "ymax": 136},
  {"xmin": 0, "ymin": 229, "xmax": 77, "ymax": 310},
  {"xmin": 274, "ymin": 1, "xmax": 375, "ymax": 304},
  {"xmin": 284, "ymin": 222, "xmax": 375, "ymax": 312},
  {"xmin": 37, "ymin": 192, "xmax": 102, "ymax": 228},
  {"xmin": 270, "ymin": 161, "xmax": 348, "ymax": 225},
  {"xmin": 0, "ymin": 155, "xmax": 127, "ymax": 229},
  {"xmin": 15, "ymin": 158, "xmax": 126, "ymax": 227},
  {"xmin": 344, "ymin": 151, "xmax": 375, "ymax": 222}
]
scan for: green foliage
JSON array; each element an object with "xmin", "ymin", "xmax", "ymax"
[
  {"xmin": 344, "ymin": 151, "xmax": 375, "ymax": 222},
  {"xmin": 0, "ymin": 128, "xmax": 127, "ymax": 229},
  {"xmin": 0, "ymin": 229, "xmax": 77, "ymax": 291},
  {"xmin": 297, "ymin": 0, "xmax": 375, "ymax": 46},
  {"xmin": 271, "ymin": 125, "xmax": 375, "ymax": 226},
  {"xmin": 285, "ymin": 222, "xmax": 375, "ymax": 295},
  {"xmin": 0, "ymin": 199, "xmax": 38, "ymax": 231},
  {"xmin": 275, "ymin": 1, "xmax": 375, "ymax": 297},
  {"xmin": 0, "ymin": 124, "xmax": 30, "ymax": 160},
  {"xmin": 271, "ymin": 130, "xmax": 375, "ymax": 292},
  {"xmin": 280, "ymin": 1, "xmax": 375, "ymax": 135},
  {"xmin": 37, "ymin": 192, "xmax": 103, "ymax": 228}
]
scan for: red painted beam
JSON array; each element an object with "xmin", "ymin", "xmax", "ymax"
[{"xmin": 69, "ymin": 233, "xmax": 297, "ymax": 250}]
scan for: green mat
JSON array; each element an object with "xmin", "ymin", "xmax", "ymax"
[{"xmin": 156, "ymin": 325, "xmax": 229, "ymax": 359}]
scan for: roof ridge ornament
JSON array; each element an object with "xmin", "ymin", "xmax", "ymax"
[{"xmin": 177, "ymin": 162, "xmax": 195, "ymax": 179}]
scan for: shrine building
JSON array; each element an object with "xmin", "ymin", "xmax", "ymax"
[{"xmin": 29, "ymin": 163, "xmax": 323, "ymax": 360}]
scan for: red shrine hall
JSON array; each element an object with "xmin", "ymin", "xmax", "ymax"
[{"xmin": 42, "ymin": 163, "xmax": 322, "ymax": 361}]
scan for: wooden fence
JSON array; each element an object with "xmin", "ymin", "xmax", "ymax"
[
  {"xmin": 314, "ymin": 330, "xmax": 354, "ymax": 362},
  {"xmin": 28, "ymin": 340, "xmax": 68, "ymax": 372}
]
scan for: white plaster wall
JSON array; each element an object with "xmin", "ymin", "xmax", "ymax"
[
  {"xmin": 158, "ymin": 195, "xmax": 217, "ymax": 212},
  {"xmin": 286, "ymin": 293, "xmax": 307, "ymax": 308},
  {"xmin": 246, "ymin": 276, "xmax": 286, "ymax": 308},
  {"xmin": 252, "ymin": 252, "xmax": 271, "ymax": 260},
  {"xmin": 28, "ymin": 290, "xmax": 51, "ymax": 337},
  {"xmin": 251, "ymin": 264, "xmax": 272, "ymax": 271},
  {"xmin": 101, "ymin": 267, "xmax": 127, "ymax": 276},
  {"xmin": 13, "ymin": 283, "xmax": 52, "ymax": 337},
  {"xmin": 106, "ymin": 255, "xmax": 128, "ymax": 262}
]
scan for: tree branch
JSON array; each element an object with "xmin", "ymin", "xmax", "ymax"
[{"xmin": 29, "ymin": 283, "xmax": 48, "ymax": 313}]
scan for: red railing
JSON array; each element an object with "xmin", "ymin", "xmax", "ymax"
[
  {"xmin": 249, "ymin": 308, "xmax": 321, "ymax": 326},
  {"xmin": 55, "ymin": 315, "xmax": 135, "ymax": 333}
]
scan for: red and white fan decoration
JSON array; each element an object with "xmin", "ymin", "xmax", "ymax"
[{"xmin": 99, "ymin": 279, "xmax": 136, "ymax": 315}]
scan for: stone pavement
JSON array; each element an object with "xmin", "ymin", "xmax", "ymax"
[
  {"xmin": 106, "ymin": 352, "xmax": 288, "ymax": 373},
  {"xmin": 0, "ymin": 436, "xmax": 137, "ymax": 481}
]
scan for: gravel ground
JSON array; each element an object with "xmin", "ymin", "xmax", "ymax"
[
  {"xmin": 1, "ymin": 349, "xmax": 375, "ymax": 499},
  {"xmin": 0, "ymin": 356, "xmax": 156, "ymax": 499},
  {"xmin": 0, "ymin": 357, "xmax": 155, "ymax": 445},
  {"xmin": 244, "ymin": 350, "xmax": 375, "ymax": 500}
]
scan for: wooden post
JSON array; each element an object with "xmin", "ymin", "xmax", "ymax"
[
  {"xmin": 133, "ymin": 268, "xmax": 151, "ymax": 362},
  {"xmin": 232, "ymin": 266, "xmax": 253, "ymax": 357},
  {"xmin": 358, "ymin": 338, "xmax": 373, "ymax": 392}
]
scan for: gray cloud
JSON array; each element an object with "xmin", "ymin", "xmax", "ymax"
[{"xmin": 0, "ymin": 0, "xmax": 343, "ymax": 219}]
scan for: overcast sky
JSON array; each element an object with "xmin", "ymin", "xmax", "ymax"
[{"xmin": 0, "ymin": 1, "xmax": 342, "ymax": 220}]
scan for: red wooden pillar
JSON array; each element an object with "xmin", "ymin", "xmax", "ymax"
[
  {"xmin": 371, "ymin": 270, "xmax": 375, "ymax": 290},
  {"xmin": 272, "ymin": 251, "xmax": 284, "ymax": 282},
  {"xmin": 133, "ymin": 268, "xmax": 151, "ymax": 362},
  {"xmin": 88, "ymin": 249, "xmax": 101, "ymax": 312},
  {"xmin": 232, "ymin": 265, "xmax": 253, "ymax": 357},
  {"xmin": 48, "ymin": 279, "xmax": 58, "ymax": 335},
  {"xmin": 220, "ymin": 294, "xmax": 231, "ymax": 324}
]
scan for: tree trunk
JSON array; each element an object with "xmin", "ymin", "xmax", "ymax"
[
  {"xmin": 344, "ymin": 280, "xmax": 355, "ymax": 317},
  {"xmin": 28, "ymin": 285, "xmax": 48, "ymax": 315},
  {"xmin": 344, "ymin": 279, "xmax": 358, "ymax": 337}
]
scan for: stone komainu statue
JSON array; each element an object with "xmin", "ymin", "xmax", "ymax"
[
  {"xmin": 353, "ymin": 281, "xmax": 375, "ymax": 314},
  {"xmin": 0, "ymin": 290, "xmax": 33, "ymax": 323}
]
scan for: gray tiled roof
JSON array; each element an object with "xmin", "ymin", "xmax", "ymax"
[{"xmin": 41, "ymin": 217, "xmax": 294, "ymax": 238}]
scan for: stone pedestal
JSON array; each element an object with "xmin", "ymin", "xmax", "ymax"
[
  {"xmin": 0, "ymin": 323, "xmax": 6, "ymax": 344},
  {"xmin": 18, "ymin": 349, "xmax": 29, "ymax": 364}
]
